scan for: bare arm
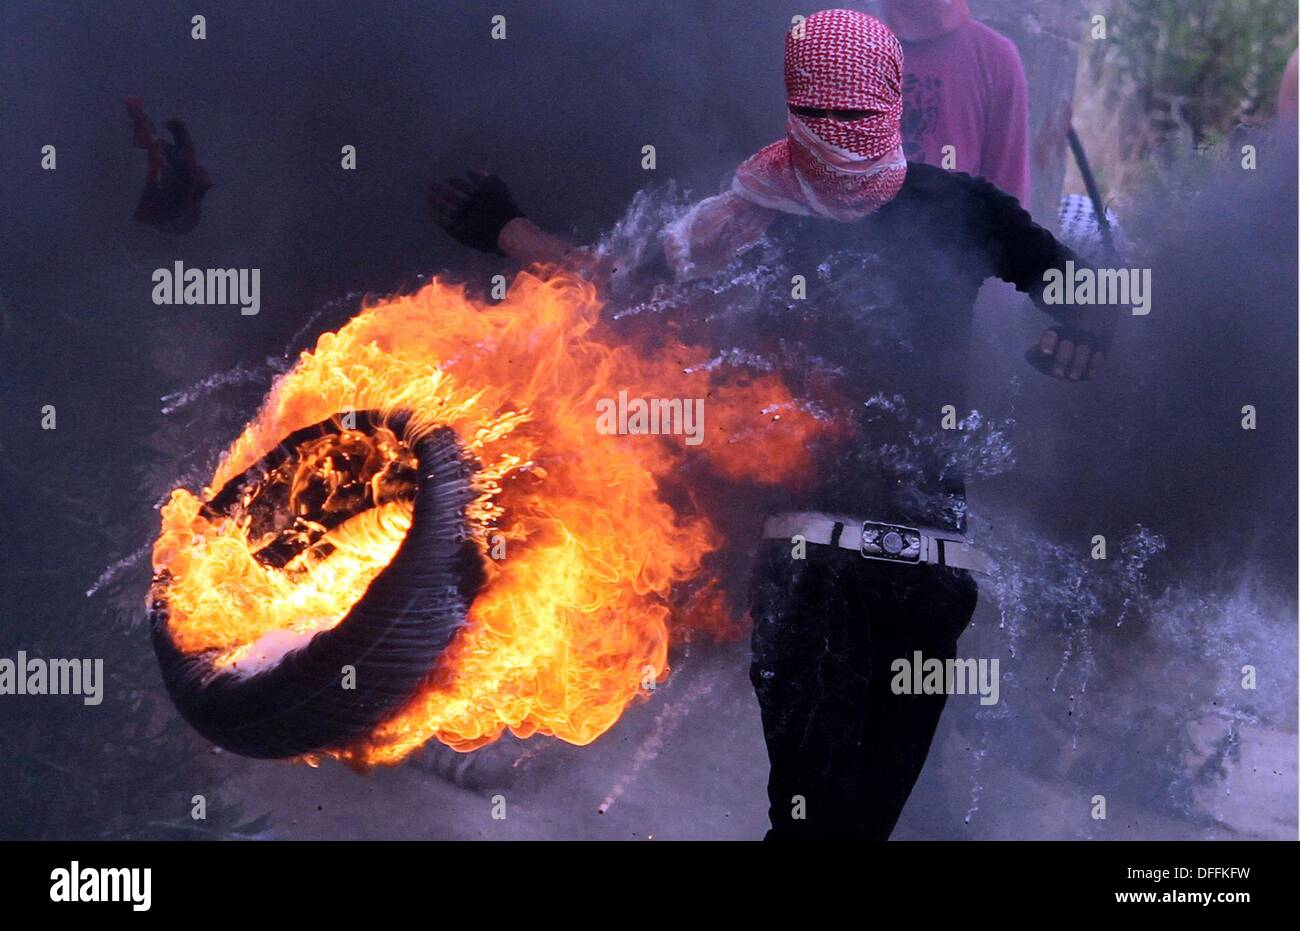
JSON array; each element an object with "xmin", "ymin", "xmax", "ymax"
[
  {"xmin": 496, "ymin": 214, "xmax": 610, "ymax": 283},
  {"xmin": 429, "ymin": 169, "xmax": 772, "ymax": 287},
  {"xmin": 428, "ymin": 169, "xmax": 607, "ymax": 280},
  {"xmin": 497, "ymin": 216, "xmax": 596, "ymax": 268}
]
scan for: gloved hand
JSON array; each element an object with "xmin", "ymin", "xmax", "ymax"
[
  {"xmin": 427, "ymin": 168, "xmax": 524, "ymax": 256},
  {"xmin": 1024, "ymin": 319, "xmax": 1113, "ymax": 381}
]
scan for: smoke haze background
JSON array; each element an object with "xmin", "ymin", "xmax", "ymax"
[{"xmin": 0, "ymin": 0, "xmax": 1294, "ymax": 838}]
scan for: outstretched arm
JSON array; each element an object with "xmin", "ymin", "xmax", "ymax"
[
  {"xmin": 428, "ymin": 169, "xmax": 605, "ymax": 278},
  {"xmin": 428, "ymin": 169, "xmax": 773, "ymax": 286}
]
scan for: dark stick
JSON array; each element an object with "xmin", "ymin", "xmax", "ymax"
[{"xmin": 1066, "ymin": 125, "xmax": 1116, "ymax": 259}]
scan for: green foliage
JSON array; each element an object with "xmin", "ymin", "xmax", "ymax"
[{"xmin": 1090, "ymin": 0, "xmax": 1297, "ymax": 154}]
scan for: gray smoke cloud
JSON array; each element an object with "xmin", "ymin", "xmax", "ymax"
[{"xmin": 0, "ymin": 0, "xmax": 1293, "ymax": 839}]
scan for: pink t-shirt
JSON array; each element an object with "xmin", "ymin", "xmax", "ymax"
[{"xmin": 896, "ymin": 19, "xmax": 1031, "ymax": 206}]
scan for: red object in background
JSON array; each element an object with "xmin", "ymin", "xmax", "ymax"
[{"xmin": 123, "ymin": 96, "xmax": 211, "ymax": 234}]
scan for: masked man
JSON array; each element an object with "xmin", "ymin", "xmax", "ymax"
[{"xmin": 429, "ymin": 8, "xmax": 1113, "ymax": 839}]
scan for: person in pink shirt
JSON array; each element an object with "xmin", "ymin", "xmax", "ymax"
[
  {"xmin": 1278, "ymin": 47, "xmax": 1298, "ymax": 122},
  {"xmin": 879, "ymin": 0, "xmax": 1031, "ymax": 206}
]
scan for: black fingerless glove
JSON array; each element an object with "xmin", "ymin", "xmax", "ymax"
[
  {"xmin": 1024, "ymin": 323, "xmax": 1111, "ymax": 375},
  {"xmin": 1050, "ymin": 322, "xmax": 1111, "ymax": 351},
  {"xmin": 445, "ymin": 175, "xmax": 525, "ymax": 255}
]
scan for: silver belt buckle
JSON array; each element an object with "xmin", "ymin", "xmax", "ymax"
[{"xmin": 860, "ymin": 521, "xmax": 924, "ymax": 564}]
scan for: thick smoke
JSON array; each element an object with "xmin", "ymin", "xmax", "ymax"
[{"xmin": 0, "ymin": 1, "xmax": 1293, "ymax": 839}]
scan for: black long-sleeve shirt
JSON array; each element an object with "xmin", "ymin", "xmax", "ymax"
[
  {"xmin": 632, "ymin": 162, "xmax": 1081, "ymax": 532},
  {"xmin": 766, "ymin": 163, "xmax": 1079, "ymax": 529}
]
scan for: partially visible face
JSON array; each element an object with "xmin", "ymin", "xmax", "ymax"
[
  {"xmin": 781, "ymin": 8, "xmax": 904, "ymax": 165},
  {"xmin": 789, "ymin": 104, "xmax": 882, "ymax": 123},
  {"xmin": 782, "ymin": 9, "xmax": 902, "ymax": 125}
]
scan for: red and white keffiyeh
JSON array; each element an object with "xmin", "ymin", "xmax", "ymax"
[
  {"xmin": 733, "ymin": 9, "xmax": 907, "ymax": 223},
  {"xmin": 662, "ymin": 10, "xmax": 907, "ymax": 278}
]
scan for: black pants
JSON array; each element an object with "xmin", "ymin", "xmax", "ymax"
[{"xmin": 748, "ymin": 540, "xmax": 978, "ymax": 840}]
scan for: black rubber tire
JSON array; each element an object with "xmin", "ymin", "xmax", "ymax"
[{"xmin": 151, "ymin": 411, "xmax": 480, "ymax": 759}]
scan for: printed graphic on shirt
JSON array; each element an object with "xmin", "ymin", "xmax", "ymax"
[{"xmin": 900, "ymin": 73, "xmax": 943, "ymax": 163}]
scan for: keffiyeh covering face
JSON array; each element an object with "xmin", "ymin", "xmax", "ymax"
[{"xmin": 732, "ymin": 8, "xmax": 907, "ymax": 222}]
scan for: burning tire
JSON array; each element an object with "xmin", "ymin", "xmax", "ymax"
[
  {"xmin": 150, "ymin": 411, "xmax": 482, "ymax": 759},
  {"xmin": 146, "ymin": 273, "xmax": 819, "ymax": 764}
]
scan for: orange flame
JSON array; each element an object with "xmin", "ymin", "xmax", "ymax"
[{"xmin": 152, "ymin": 267, "xmax": 825, "ymax": 764}]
